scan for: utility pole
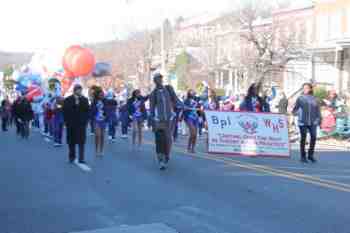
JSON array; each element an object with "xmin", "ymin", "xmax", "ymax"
[{"xmin": 160, "ymin": 20, "xmax": 168, "ymax": 84}]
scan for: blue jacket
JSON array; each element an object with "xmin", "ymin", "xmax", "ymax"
[{"xmin": 292, "ymin": 94, "xmax": 321, "ymax": 126}]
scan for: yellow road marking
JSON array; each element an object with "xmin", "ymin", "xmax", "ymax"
[{"xmin": 144, "ymin": 140, "xmax": 350, "ymax": 193}]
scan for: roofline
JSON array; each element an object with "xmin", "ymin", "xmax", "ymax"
[{"xmin": 273, "ymin": 5, "xmax": 315, "ymax": 16}]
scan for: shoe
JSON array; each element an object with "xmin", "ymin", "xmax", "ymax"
[
  {"xmin": 111, "ymin": 138, "xmax": 117, "ymax": 142},
  {"xmin": 300, "ymin": 157, "xmax": 308, "ymax": 163},
  {"xmin": 156, "ymin": 154, "xmax": 163, "ymax": 163},
  {"xmin": 159, "ymin": 161, "xmax": 166, "ymax": 170},
  {"xmin": 68, "ymin": 159, "xmax": 75, "ymax": 164},
  {"xmin": 308, "ymin": 156, "xmax": 317, "ymax": 163},
  {"xmin": 78, "ymin": 160, "xmax": 87, "ymax": 164},
  {"xmin": 54, "ymin": 143, "xmax": 60, "ymax": 147},
  {"xmin": 108, "ymin": 136, "xmax": 112, "ymax": 140}
]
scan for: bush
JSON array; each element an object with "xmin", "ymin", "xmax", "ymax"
[{"xmin": 313, "ymin": 86, "xmax": 328, "ymax": 103}]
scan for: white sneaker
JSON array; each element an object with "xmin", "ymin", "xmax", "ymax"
[
  {"xmin": 108, "ymin": 136, "xmax": 113, "ymax": 140},
  {"xmin": 54, "ymin": 143, "xmax": 63, "ymax": 147},
  {"xmin": 159, "ymin": 161, "xmax": 165, "ymax": 170}
]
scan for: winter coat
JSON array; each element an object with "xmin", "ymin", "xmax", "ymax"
[{"xmin": 63, "ymin": 95, "xmax": 90, "ymax": 145}]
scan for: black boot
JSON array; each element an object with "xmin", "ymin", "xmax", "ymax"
[
  {"xmin": 308, "ymin": 155, "xmax": 317, "ymax": 163},
  {"xmin": 300, "ymin": 155, "xmax": 308, "ymax": 163}
]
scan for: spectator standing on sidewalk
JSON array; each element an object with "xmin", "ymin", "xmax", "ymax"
[
  {"xmin": 1, "ymin": 96, "xmax": 11, "ymax": 132},
  {"xmin": 292, "ymin": 83, "xmax": 321, "ymax": 163}
]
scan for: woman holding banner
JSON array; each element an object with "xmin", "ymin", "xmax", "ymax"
[
  {"xmin": 239, "ymin": 83, "xmax": 270, "ymax": 113},
  {"xmin": 292, "ymin": 83, "xmax": 321, "ymax": 163},
  {"xmin": 184, "ymin": 90, "xmax": 200, "ymax": 153}
]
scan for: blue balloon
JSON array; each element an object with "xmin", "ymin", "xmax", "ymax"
[
  {"xmin": 17, "ymin": 75, "xmax": 31, "ymax": 87},
  {"xmin": 16, "ymin": 84, "xmax": 27, "ymax": 94}
]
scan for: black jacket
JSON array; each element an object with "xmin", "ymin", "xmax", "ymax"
[
  {"xmin": 13, "ymin": 99, "xmax": 33, "ymax": 121},
  {"xmin": 63, "ymin": 95, "xmax": 90, "ymax": 145}
]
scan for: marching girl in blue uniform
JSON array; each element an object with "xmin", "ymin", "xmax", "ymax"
[
  {"xmin": 127, "ymin": 89, "xmax": 148, "ymax": 150},
  {"xmin": 91, "ymin": 88, "xmax": 107, "ymax": 157},
  {"xmin": 184, "ymin": 89, "xmax": 200, "ymax": 153}
]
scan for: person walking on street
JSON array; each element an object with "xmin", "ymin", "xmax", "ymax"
[
  {"xmin": 127, "ymin": 89, "xmax": 148, "ymax": 150},
  {"xmin": 292, "ymin": 83, "xmax": 321, "ymax": 163},
  {"xmin": 1, "ymin": 96, "xmax": 11, "ymax": 132},
  {"xmin": 119, "ymin": 101, "xmax": 129, "ymax": 139},
  {"xmin": 183, "ymin": 90, "xmax": 200, "ymax": 153},
  {"xmin": 63, "ymin": 85, "xmax": 90, "ymax": 164},
  {"xmin": 91, "ymin": 88, "xmax": 107, "ymax": 157},
  {"xmin": 13, "ymin": 95, "xmax": 33, "ymax": 139},
  {"xmin": 53, "ymin": 96, "xmax": 65, "ymax": 146},
  {"xmin": 150, "ymin": 73, "xmax": 182, "ymax": 170},
  {"xmin": 105, "ymin": 90, "xmax": 118, "ymax": 142}
]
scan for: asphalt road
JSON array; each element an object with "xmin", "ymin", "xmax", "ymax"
[{"xmin": 1, "ymin": 128, "xmax": 350, "ymax": 233}]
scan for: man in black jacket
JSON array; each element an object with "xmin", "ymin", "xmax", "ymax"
[
  {"xmin": 63, "ymin": 85, "xmax": 90, "ymax": 164},
  {"xmin": 149, "ymin": 73, "xmax": 182, "ymax": 170}
]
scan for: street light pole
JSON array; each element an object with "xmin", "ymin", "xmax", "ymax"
[{"xmin": 160, "ymin": 18, "xmax": 168, "ymax": 84}]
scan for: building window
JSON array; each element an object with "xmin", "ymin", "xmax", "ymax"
[
  {"xmin": 317, "ymin": 14, "xmax": 328, "ymax": 43},
  {"xmin": 306, "ymin": 19, "xmax": 312, "ymax": 44},
  {"xmin": 329, "ymin": 10, "xmax": 342, "ymax": 40}
]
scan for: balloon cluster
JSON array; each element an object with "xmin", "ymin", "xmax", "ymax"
[{"xmin": 15, "ymin": 73, "xmax": 43, "ymax": 102}]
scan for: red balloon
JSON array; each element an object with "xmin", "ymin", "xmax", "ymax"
[
  {"xmin": 26, "ymin": 86, "xmax": 43, "ymax": 102},
  {"xmin": 62, "ymin": 45, "xmax": 83, "ymax": 74},
  {"xmin": 69, "ymin": 48, "xmax": 96, "ymax": 77}
]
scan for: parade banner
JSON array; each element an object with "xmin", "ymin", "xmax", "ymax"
[{"xmin": 205, "ymin": 111, "xmax": 290, "ymax": 157}]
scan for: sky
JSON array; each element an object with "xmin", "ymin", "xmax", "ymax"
[{"xmin": 0, "ymin": 0, "xmax": 310, "ymax": 53}]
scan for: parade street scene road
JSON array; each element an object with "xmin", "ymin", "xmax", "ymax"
[
  {"xmin": 1, "ymin": 0, "xmax": 350, "ymax": 233},
  {"xmin": 1, "ymin": 129, "xmax": 349, "ymax": 233}
]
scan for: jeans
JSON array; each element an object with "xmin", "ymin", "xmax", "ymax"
[
  {"xmin": 2, "ymin": 117, "xmax": 9, "ymax": 131},
  {"xmin": 121, "ymin": 123, "xmax": 128, "ymax": 135},
  {"xmin": 54, "ymin": 121, "xmax": 63, "ymax": 144},
  {"xmin": 90, "ymin": 119, "xmax": 95, "ymax": 134},
  {"xmin": 107, "ymin": 118, "xmax": 116, "ymax": 138},
  {"xmin": 19, "ymin": 120, "xmax": 30, "ymax": 139},
  {"xmin": 299, "ymin": 125, "xmax": 317, "ymax": 158}
]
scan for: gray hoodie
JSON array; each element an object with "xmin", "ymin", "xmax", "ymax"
[{"xmin": 292, "ymin": 94, "xmax": 321, "ymax": 126}]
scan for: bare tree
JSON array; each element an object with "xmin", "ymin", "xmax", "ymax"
[{"xmin": 232, "ymin": 0, "xmax": 309, "ymax": 88}]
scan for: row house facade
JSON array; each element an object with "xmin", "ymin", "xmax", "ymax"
[
  {"xmin": 311, "ymin": 0, "xmax": 350, "ymax": 95},
  {"xmin": 215, "ymin": 0, "xmax": 350, "ymax": 97}
]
